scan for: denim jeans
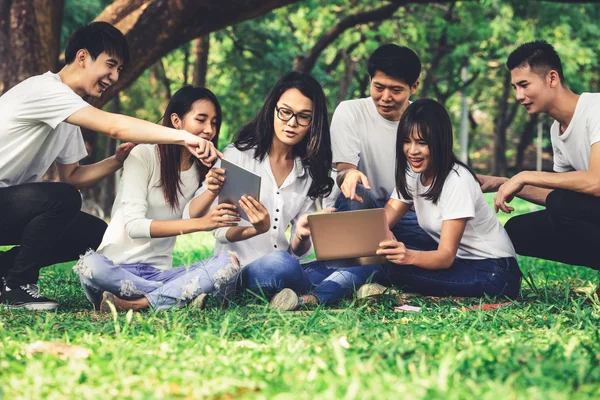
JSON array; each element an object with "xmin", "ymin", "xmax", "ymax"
[
  {"xmin": 74, "ymin": 251, "xmax": 235, "ymax": 310},
  {"xmin": 233, "ymin": 250, "xmax": 381, "ymax": 304},
  {"xmin": 379, "ymin": 257, "xmax": 522, "ymax": 299},
  {"xmin": 334, "ymin": 185, "xmax": 438, "ymax": 251}
]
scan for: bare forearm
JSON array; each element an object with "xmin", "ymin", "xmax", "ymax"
[
  {"xmin": 291, "ymin": 234, "xmax": 312, "ymax": 257},
  {"xmin": 405, "ymin": 248, "xmax": 455, "ymax": 270},
  {"xmin": 64, "ymin": 157, "xmax": 122, "ymax": 188},
  {"xmin": 188, "ymin": 191, "xmax": 218, "ymax": 218},
  {"xmin": 519, "ymin": 170, "xmax": 600, "ymax": 197},
  {"xmin": 515, "ymin": 185, "xmax": 552, "ymax": 206},
  {"xmin": 149, "ymin": 219, "xmax": 203, "ymax": 238},
  {"xmin": 225, "ymin": 226, "xmax": 263, "ymax": 242}
]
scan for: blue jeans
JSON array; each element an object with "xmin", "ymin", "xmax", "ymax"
[
  {"xmin": 334, "ymin": 185, "xmax": 438, "ymax": 251},
  {"xmin": 233, "ymin": 250, "xmax": 381, "ymax": 305},
  {"xmin": 74, "ymin": 251, "xmax": 236, "ymax": 310},
  {"xmin": 379, "ymin": 257, "xmax": 522, "ymax": 299}
]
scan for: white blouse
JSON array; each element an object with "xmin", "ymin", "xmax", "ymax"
[{"xmin": 184, "ymin": 144, "xmax": 316, "ymax": 266}]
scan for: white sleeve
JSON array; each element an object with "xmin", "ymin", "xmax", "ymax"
[
  {"xmin": 552, "ymin": 142, "xmax": 573, "ymax": 173},
  {"xmin": 587, "ymin": 102, "xmax": 600, "ymax": 146},
  {"xmin": 290, "ymin": 198, "xmax": 317, "ymax": 260},
  {"xmin": 389, "ymin": 173, "xmax": 414, "ymax": 205},
  {"xmin": 438, "ymin": 171, "xmax": 476, "ymax": 221},
  {"xmin": 121, "ymin": 147, "xmax": 154, "ymax": 239},
  {"xmin": 331, "ymin": 102, "xmax": 361, "ymax": 167},
  {"xmin": 17, "ymin": 77, "xmax": 90, "ymax": 129},
  {"xmin": 54, "ymin": 124, "xmax": 88, "ymax": 165}
]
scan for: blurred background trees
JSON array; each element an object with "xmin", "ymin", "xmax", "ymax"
[{"xmin": 2, "ymin": 0, "xmax": 598, "ymax": 216}]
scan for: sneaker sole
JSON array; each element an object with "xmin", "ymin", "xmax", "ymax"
[
  {"xmin": 191, "ymin": 293, "xmax": 209, "ymax": 310},
  {"xmin": 2, "ymin": 302, "xmax": 58, "ymax": 311},
  {"xmin": 270, "ymin": 288, "xmax": 299, "ymax": 311},
  {"xmin": 99, "ymin": 292, "xmax": 116, "ymax": 313},
  {"xmin": 356, "ymin": 283, "xmax": 388, "ymax": 299}
]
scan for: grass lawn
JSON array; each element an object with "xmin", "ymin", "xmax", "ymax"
[{"xmin": 1, "ymin": 196, "xmax": 599, "ymax": 399}]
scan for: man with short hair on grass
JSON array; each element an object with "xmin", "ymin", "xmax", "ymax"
[
  {"xmin": 0, "ymin": 22, "xmax": 221, "ymax": 310},
  {"xmin": 479, "ymin": 40, "xmax": 600, "ymax": 273}
]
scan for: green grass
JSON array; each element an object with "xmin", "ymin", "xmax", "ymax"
[{"xmin": 1, "ymin": 197, "xmax": 599, "ymax": 399}]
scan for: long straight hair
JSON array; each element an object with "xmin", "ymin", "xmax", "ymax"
[
  {"xmin": 395, "ymin": 98, "xmax": 477, "ymax": 204},
  {"xmin": 234, "ymin": 71, "xmax": 333, "ymax": 199},
  {"xmin": 158, "ymin": 85, "xmax": 222, "ymax": 210}
]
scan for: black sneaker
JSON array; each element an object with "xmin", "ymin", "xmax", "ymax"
[{"xmin": 2, "ymin": 282, "xmax": 59, "ymax": 311}]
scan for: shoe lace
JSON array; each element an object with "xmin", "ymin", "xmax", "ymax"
[{"xmin": 21, "ymin": 284, "xmax": 43, "ymax": 298}]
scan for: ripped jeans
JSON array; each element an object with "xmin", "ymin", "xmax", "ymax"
[{"xmin": 74, "ymin": 251, "xmax": 238, "ymax": 310}]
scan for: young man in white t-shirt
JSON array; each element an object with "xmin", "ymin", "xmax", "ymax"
[
  {"xmin": 328, "ymin": 44, "xmax": 436, "ymax": 251},
  {"xmin": 479, "ymin": 40, "xmax": 600, "ymax": 271},
  {"xmin": 0, "ymin": 22, "xmax": 221, "ymax": 310}
]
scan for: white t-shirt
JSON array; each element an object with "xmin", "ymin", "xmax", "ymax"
[
  {"xmin": 98, "ymin": 144, "xmax": 202, "ymax": 270},
  {"xmin": 330, "ymin": 97, "xmax": 400, "ymax": 203},
  {"xmin": 391, "ymin": 164, "xmax": 515, "ymax": 260},
  {"xmin": 183, "ymin": 145, "xmax": 316, "ymax": 267},
  {"xmin": 0, "ymin": 72, "xmax": 89, "ymax": 187},
  {"xmin": 551, "ymin": 93, "xmax": 600, "ymax": 172}
]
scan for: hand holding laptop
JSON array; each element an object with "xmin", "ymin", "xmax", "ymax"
[
  {"xmin": 376, "ymin": 238, "xmax": 411, "ymax": 265},
  {"xmin": 295, "ymin": 207, "xmax": 336, "ymax": 241}
]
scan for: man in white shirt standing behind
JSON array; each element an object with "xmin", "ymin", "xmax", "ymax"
[
  {"xmin": 327, "ymin": 44, "xmax": 436, "ymax": 253},
  {"xmin": 0, "ymin": 22, "xmax": 220, "ymax": 310}
]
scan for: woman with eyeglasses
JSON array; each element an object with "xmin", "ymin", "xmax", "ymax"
[{"xmin": 184, "ymin": 72, "xmax": 381, "ymax": 310}]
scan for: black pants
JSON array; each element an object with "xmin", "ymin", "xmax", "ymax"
[
  {"xmin": 505, "ymin": 189, "xmax": 600, "ymax": 270},
  {"xmin": 0, "ymin": 182, "xmax": 107, "ymax": 286}
]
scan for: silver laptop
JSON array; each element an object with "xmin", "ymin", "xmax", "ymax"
[{"xmin": 307, "ymin": 208, "xmax": 392, "ymax": 266}]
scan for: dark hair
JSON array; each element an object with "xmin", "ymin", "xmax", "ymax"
[
  {"xmin": 367, "ymin": 44, "xmax": 421, "ymax": 86},
  {"xmin": 395, "ymin": 99, "xmax": 477, "ymax": 204},
  {"xmin": 506, "ymin": 40, "xmax": 565, "ymax": 84},
  {"xmin": 64, "ymin": 22, "xmax": 130, "ymax": 66},
  {"xmin": 234, "ymin": 71, "xmax": 333, "ymax": 199},
  {"xmin": 158, "ymin": 85, "xmax": 222, "ymax": 210}
]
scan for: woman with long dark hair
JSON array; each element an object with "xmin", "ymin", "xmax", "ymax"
[
  {"xmin": 74, "ymin": 86, "xmax": 241, "ymax": 311},
  {"xmin": 373, "ymin": 98, "xmax": 522, "ymax": 298},
  {"xmin": 186, "ymin": 72, "xmax": 386, "ymax": 310}
]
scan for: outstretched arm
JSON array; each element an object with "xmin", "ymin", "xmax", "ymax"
[
  {"xmin": 494, "ymin": 142, "xmax": 600, "ymax": 213},
  {"xmin": 66, "ymin": 106, "xmax": 222, "ymax": 166}
]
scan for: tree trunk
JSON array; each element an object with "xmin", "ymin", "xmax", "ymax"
[
  {"xmin": 336, "ymin": 53, "xmax": 358, "ymax": 104},
  {"xmin": 100, "ymin": 97, "xmax": 120, "ymax": 216},
  {"xmin": 514, "ymin": 114, "xmax": 539, "ymax": 171},
  {"xmin": 193, "ymin": 35, "xmax": 210, "ymax": 88},
  {"xmin": 0, "ymin": 0, "xmax": 64, "ymax": 94},
  {"xmin": 492, "ymin": 71, "xmax": 519, "ymax": 176}
]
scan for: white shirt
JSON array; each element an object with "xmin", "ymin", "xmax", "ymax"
[
  {"xmin": 0, "ymin": 72, "xmax": 88, "ymax": 187},
  {"xmin": 98, "ymin": 144, "xmax": 202, "ymax": 269},
  {"xmin": 329, "ymin": 97, "xmax": 400, "ymax": 203},
  {"xmin": 551, "ymin": 93, "xmax": 600, "ymax": 172},
  {"xmin": 391, "ymin": 164, "xmax": 515, "ymax": 260},
  {"xmin": 183, "ymin": 145, "xmax": 316, "ymax": 266}
]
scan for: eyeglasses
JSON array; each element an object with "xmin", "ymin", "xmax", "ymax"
[{"xmin": 275, "ymin": 106, "xmax": 313, "ymax": 127}]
